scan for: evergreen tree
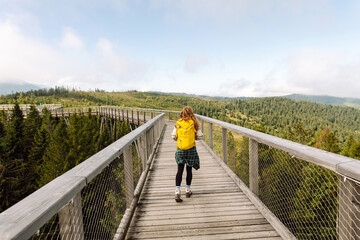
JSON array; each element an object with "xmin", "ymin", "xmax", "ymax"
[
  {"xmin": 0, "ymin": 133, "xmax": 26, "ymax": 212},
  {"xmin": 341, "ymin": 135, "xmax": 355, "ymax": 157},
  {"xmin": 27, "ymin": 124, "xmax": 50, "ymax": 191},
  {"xmin": 39, "ymin": 119, "xmax": 70, "ymax": 187},
  {"xmin": 349, "ymin": 141, "xmax": 360, "ymax": 159},
  {"xmin": 23, "ymin": 105, "xmax": 42, "ymax": 158},
  {"xmin": 96, "ymin": 119, "xmax": 112, "ymax": 152},
  {"xmin": 0, "ymin": 121, "xmax": 4, "ymax": 138},
  {"xmin": 5, "ymin": 103, "xmax": 25, "ymax": 160},
  {"xmin": 314, "ymin": 127, "xmax": 340, "ymax": 153}
]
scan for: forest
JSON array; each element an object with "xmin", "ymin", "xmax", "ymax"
[
  {"xmin": 1, "ymin": 88, "xmax": 360, "ymax": 239},
  {"xmin": 2, "ymin": 87, "xmax": 359, "ymax": 158},
  {"xmin": 0, "ymin": 103, "xmax": 132, "ymax": 216}
]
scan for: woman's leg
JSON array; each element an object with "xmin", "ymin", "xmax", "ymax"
[
  {"xmin": 175, "ymin": 163, "xmax": 185, "ymax": 186},
  {"xmin": 186, "ymin": 165, "xmax": 192, "ymax": 186}
]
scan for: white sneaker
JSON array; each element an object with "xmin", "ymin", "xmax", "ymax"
[
  {"xmin": 185, "ymin": 188, "xmax": 192, "ymax": 198},
  {"xmin": 175, "ymin": 189, "xmax": 183, "ymax": 202}
]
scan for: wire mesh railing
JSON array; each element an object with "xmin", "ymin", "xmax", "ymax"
[
  {"xmin": 0, "ymin": 110, "xmax": 165, "ymax": 240},
  {"xmin": 198, "ymin": 115, "xmax": 360, "ymax": 240}
]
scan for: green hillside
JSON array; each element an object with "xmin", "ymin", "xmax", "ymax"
[
  {"xmin": 2, "ymin": 87, "xmax": 360, "ymax": 155},
  {"xmin": 284, "ymin": 94, "xmax": 360, "ymax": 109}
]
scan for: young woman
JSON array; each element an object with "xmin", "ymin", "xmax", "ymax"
[{"xmin": 171, "ymin": 106, "xmax": 203, "ymax": 202}]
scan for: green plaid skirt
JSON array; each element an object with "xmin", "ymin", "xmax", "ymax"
[{"xmin": 175, "ymin": 146, "xmax": 200, "ymax": 170}]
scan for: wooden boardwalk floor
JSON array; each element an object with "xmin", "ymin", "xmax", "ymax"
[{"xmin": 126, "ymin": 122, "xmax": 283, "ymax": 240}]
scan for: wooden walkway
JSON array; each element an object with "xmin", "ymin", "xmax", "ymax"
[{"xmin": 126, "ymin": 122, "xmax": 283, "ymax": 240}]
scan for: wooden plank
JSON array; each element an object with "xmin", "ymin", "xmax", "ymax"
[
  {"xmin": 135, "ymin": 205, "xmax": 257, "ymax": 216},
  {"xmin": 137, "ymin": 201, "xmax": 255, "ymax": 211},
  {"xmin": 128, "ymin": 218, "xmax": 269, "ymax": 233},
  {"xmin": 127, "ymin": 224, "xmax": 275, "ymax": 239}
]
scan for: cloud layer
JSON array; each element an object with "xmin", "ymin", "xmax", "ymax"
[{"xmin": 0, "ymin": 15, "xmax": 150, "ymax": 91}]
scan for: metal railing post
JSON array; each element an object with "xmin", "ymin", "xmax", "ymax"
[
  {"xmin": 141, "ymin": 133, "xmax": 147, "ymax": 169},
  {"xmin": 124, "ymin": 147, "xmax": 134, "ymax": 208},
  {"xmin": 201, "ymin": 119, "xmax": 204, "ymax": 135},
  {"xmin": 58, "ymin": 192, "xmax": 84, "ymax": 240},
  {"xmin": 137, "ymin": 111, "xmax": 140, "ymax": 125},
  {"xmin": 222, "ymin": 128, "xmax": 227, "ymax": 164},
  {"xmin": 338, "ymin": 177, "xmax": 360, "ymax": 239},
  {"xmin": 209, "ymin": 122, "xmax": 213, "ymax": 149},
  {"xmin": 249, "ymin": 139, "xmax": 259, "ymax": 196}
]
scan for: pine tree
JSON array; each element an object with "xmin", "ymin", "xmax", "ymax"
[
  {"xmin": 0, "ymin": 121, "xmax": 4, "ymax": 138},
  {"xmin": 5, "ymin": 103, "xmax": 25, "ymax": 160},
  {"xmin": 27, "ymin": 124, "xmax": 50, "ymax": 191},
  {"xmin": 341, "ymin": 135, "xmax": 355, "ymax": 157},
  {"xmin": 39, "ymin": 119, "xmax": 70, "ymax": 187},
  {"xmin": 96, "ymin": 118, "xmax": 112, "ymax": 152},
  {"xmin": 314, "ymin": 127, "xmax": 340, "ymax": 153},
  {"xmin": 0, "ymin": 126, "xmax": 26, "ymax": 212},
  {"xmin": 23, "ymin": 105, "xmax": 42, "ymax": 158}
]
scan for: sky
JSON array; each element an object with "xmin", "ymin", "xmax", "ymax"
[{"xmin": 1, "ymin": 0, "xmax": 360, "ymax": 98}]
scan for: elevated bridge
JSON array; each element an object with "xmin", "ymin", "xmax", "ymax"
[{"xmin": 0, "ymin": 107, "xmax": 359, "ymax": 239}]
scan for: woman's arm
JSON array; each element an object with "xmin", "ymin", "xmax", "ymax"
[
  {"xmin": 196, "ymin": 129, "xmax": 203, "ymax": 140},
  {"xmin": 171, "ymin": 127, "xmax": 177, "ymax": 141}
]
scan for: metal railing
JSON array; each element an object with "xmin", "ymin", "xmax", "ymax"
[
  {"xmin": 0, "ymin": 108, "xmax": 166, "ymax": 240},
  {"xmin": 198, "ymin": 115, "xmax": 360, "ymax": 240}
]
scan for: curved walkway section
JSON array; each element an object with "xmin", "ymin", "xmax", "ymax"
[{"xmin": 126, "ymin": 122, "xmax": 282, "ymax": 240}]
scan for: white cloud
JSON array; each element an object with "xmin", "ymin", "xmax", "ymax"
[
  {"xmin": 184, "ymin": 53, "xmax": 208, "ymax": 73},
  {"xmin": 60, "ymin": 27, "xmax": 84, "ymax": 50},
  {"xmin": 96, "ymin": 38, "xmax": 113, "ymax": 55},
  {"xmin": 282, "ymin": 48, "xmax": 360, "ymax": 97},
  {"xmin": 0, "ymin": 18, "xmax": 65, "ymax": 86},
  {"xmin": 0, "ymin": 16, "xmax": 151, "ymax": 91},
  {"xmin": 217, "ymin": 48, "xmax": 360, "ymax": 98}
]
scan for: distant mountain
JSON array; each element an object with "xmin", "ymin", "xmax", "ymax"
[
  {"xmin": 282, "ymin": 94, "xmax": 360, "ymax": 109},
  {"xmin": 0, "ymin": 83, "xmax": 41, "ymax": 95},
  {"xmin": 150, "ymin": 91, "xmax": 254, "ymax": 101}
]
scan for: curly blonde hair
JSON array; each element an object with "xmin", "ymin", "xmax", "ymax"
[{"xmin": 179, "ymin": 106, "xmax": 199, "ymax": 131}]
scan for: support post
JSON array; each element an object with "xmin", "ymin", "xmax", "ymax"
[
  {"xmin": 143, "ymin": 111, "xmax": 146, "ymax": 123},
  {"xmin": 124, "ymin": 147, "xmax": 134, "ymax": 208},
  {"xmin": 126, "ymin": 110, "xmax": 129, "ymax": 123},
  {"xmin": 113, "ymin": 120, "xmax": 117, "ymax": 142},
  {"xmin": 249, "ymin": 139, "xmax": 259, "ymax": 196},
  {"xmin": 168, "ymin": 112, "xmax": 171, "ymax": 120},
  {"xmin": 146, "ymin": 129, "xmax": 151, "ymax": 157},
  {"xmin": 151, "ymin": 112, "xmax": 154, "ymax": 119},
  {"xmin": 141, "ymin": 134, "xmax": 147, "ymax": 169},
  {"xmin": 209, "ymin": 123, "xmax": 213, "ymax": 149},
  {"xmin": 222, "ymin": 128, "xmax": 227, "ymax": 164},
  {"xmin": 338, "ymin": 177, "xmax": 360, "ymax": 240},
  {"xmin": 201, "ymin": 119, "xmax": 204, "ymax": 135},
  {"xmin": 58, "ymin": 192, "xmax": 84, "ymax": 240},
  {"xmin": 137, "ymin": 111, "xmax": 140, "ymax": 125},
  {"xmin": 131, "ymin": 110, "xmax": 134, "ymax": 125}
]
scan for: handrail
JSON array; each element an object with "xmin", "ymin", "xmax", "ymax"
[{"xmin": 0, "ymin": 112, "xmax": 165, "ymax": 240}]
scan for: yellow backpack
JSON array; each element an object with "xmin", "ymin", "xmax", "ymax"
[{"xmin": 176, "ymin": 119, "xmax": 196, "ymax": 150}]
